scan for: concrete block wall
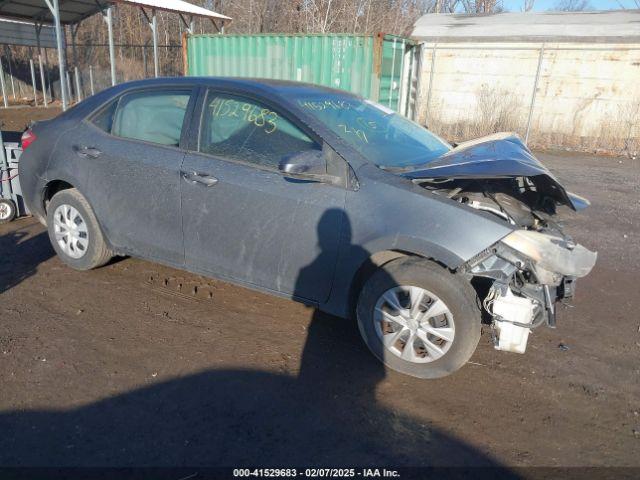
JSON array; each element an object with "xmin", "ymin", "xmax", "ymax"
[{"xmin": 417, "ymin": 42, "xmax": 640, "ymax": 156}]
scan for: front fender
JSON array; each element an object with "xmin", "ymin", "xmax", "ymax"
[
  {"xmin": 320, "ymin": 165, "xmax": 514, "ymax": 318},
  {"xmin": 320, "ymin": 236, "xmax": 466, "ymax": 319},
  {"xmin": 361, "ymin": 235, "xmax": 464, "ymax": 270}
]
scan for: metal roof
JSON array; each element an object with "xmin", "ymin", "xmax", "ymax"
[
  {"xmin": 0, "ymin": 0, "xmax": 230, "ymax": 25},
  {"xmin": 412, "ymin": 10, "xmax": 640, "ymax": 43},
  {"xmin": 0, "ymin": 17, "xmax": 57, "ymax": 47},
  {"xmin": 117, "ymin": 0, "xmax": 230, "ymax": 21}
]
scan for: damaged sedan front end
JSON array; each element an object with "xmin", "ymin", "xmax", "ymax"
[{"xmin": 405, "ymin": 133, "xmax": 597, "ymax": 354}]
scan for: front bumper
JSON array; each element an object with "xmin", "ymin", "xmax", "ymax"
[{"xmin": 462, "ymin": 235, "xmax": 595, "ymax": 353}]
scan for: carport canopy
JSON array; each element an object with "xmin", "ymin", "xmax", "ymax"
[{"xmin": 0, "ymin": 0, "xmax": 231, "ymax": 109}]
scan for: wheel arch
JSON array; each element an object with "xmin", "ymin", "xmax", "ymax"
[
  {"xmin": 42, "ymin": 179, "xmax": 75, "ymax": 213},
  {"xmin": 345, "ymin": 238, "xmax": 463, "ymax": 318},
  {"xmin": 42, "ymin": 180, "xmax": 116, "ymax": 253}
]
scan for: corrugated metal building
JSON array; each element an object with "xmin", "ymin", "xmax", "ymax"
[{"xmin": 411, "ymin": 11, "xmax": 640, "ymax": 155}]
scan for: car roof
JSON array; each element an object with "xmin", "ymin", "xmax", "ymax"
[{"xmin": 106, "ymin": 76, "xmax": 357, "ymax": 100}]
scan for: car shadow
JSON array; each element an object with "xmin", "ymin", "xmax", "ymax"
[
  {"xmin": 0, "ymin": 211, "xmax": 516, "ymax": 473},
  {"xmin": 0, "ymin": 313, "xmax": 511, "ymax": 470},
  {"xmin": 0, "ymin": 227, "xmax": 54, "ymax": 295}
]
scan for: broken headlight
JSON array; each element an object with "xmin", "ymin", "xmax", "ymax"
[{"xmin": 501, "ymin": 230, "xmax": 597, "ymax": 279}]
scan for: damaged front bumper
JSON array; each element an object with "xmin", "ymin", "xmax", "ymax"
[{"xmin": 461, "ymin": 231, "xmax": 597, "ymax": 353}]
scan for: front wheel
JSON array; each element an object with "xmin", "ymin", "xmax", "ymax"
[
  {"xmin": 46, "ymin": 188, "xmax": 113, "ymax": 270},
  {"xmin": 356, "ymin": 257, "xmax": 481, "ymax": 379}
]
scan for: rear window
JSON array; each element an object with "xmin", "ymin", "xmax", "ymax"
[{"xmin": 92, "ymin": 89, "xmax": 191, "ymax": 147}]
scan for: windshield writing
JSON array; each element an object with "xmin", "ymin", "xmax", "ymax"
[{"xmin": 296, "ymin": 95, "xmax": 450, "ymax": 168}]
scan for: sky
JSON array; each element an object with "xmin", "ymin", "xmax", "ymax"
[{"xmin": 502, "ymin": 0, "xmax": 638, "ymax": 11}]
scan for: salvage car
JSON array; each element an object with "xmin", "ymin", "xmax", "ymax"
[{"xmin": 18, "ymin": 78, "xmax": 596, "ymax": 378}]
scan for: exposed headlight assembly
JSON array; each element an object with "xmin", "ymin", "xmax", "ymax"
[{"xmin": 501, "ymin": 230, "xmax": 597, "ymax": 278}]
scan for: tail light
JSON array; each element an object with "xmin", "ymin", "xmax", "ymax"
[{"xmin": 21, "ymin": 129, "xmax": 37, "ymax": 150}]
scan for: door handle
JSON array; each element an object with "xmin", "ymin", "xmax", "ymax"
[
  {"xmin": 74, "ymin": 145, "xmax": 102, "ymax": 159},
  {"xmin": 182, "ymin": 171, "xmax": 218, "ymax": 187}
]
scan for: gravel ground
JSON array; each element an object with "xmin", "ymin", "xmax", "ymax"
[{"xmin": 0, "ymin": 107, "xmax": 639, "ymax": 469}]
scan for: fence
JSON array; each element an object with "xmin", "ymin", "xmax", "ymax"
[
  {"xmin": 417, "ymin": 42, "xmax": 640, "ymax": 156},
  {"xmin": 0, "ymin": 44, "xmax": 183, "ymax": 108}
]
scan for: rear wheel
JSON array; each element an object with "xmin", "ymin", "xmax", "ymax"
[
  {"xmin": 0, "ymin": 199, "xmax": 16, "ymax": 224},
  {"xmin": 356, "ymin": 257, "xmax": 481, "ymax": 379},
  {"xmin": 46, "ymin": 188, "xmax": 113, "ymax": 270}
]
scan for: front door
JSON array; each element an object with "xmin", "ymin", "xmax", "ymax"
[
  {"xmin": 73, "ymin": 87, "xmax": 194, "ymax": 265},
  {"xmin": 180, "ymin": 91, "xmax": 347, "ymax": 302}
]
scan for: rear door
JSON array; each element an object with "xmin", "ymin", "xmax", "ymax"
[
  {"xmin": 180, "ymin": 89, "xmax": 347, "ymax": 302},
  {"xmin": 75, "ymin": 87, "xmax": 195, "ymax": 265}
]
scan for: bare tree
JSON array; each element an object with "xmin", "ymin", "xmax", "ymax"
[
  {"xmin": 522, "ymin": 0, "xmax": 536, "ymax": 11},
  {"xmin": 460, "ymin": 0, "xmax": 504, "ymax": 13}
]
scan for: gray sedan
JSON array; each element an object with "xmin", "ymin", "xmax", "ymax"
[{"xmin": 18, "ymin": 78, "xmax": 596, "ymax": 378}]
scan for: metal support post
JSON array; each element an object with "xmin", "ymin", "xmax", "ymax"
[
  {"xmin": 38, "ymin": 57, "xmax": 47, "ymax": 106},
  {"xmin": 0, "ymin": 130, "xmax": 6, "ymax": 165},
  {"xmin": 35, "ymin": 23, "xmax": 48, "ymax": 106},
  {"xmin": 89, "ymin": 65, "xmax": 95, "ymax": 96},
  {"xmin": 152, "ymin": 10, "xmax": 159, "ymax": 77},
  {"xmin": 66, "ymin": 70, "xmax": 72, "ymax": 103},
  {"xmin": 29, "ymin": 56, "xmax": 38, "ymax": 106},
  {"xmin": 103, "ymin": 7, "xmax": 117, "ymax": 86},
  {"xmin": 43, "ymin": 0, "xmax": 68, "ymax": 110},
  {"xmin": 140, "ymin": 7, "xmax": 159, "ymax": 77},
  {"xmin": 0, "ymin": 58, "xmax": 7, "ymax": 108},
  {"xmin": 74, "ymin": 66, "xmax": 82, "ymax": 102}
]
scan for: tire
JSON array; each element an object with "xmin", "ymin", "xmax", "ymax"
[
  {"xmin": 0, "ymin": 198, "xmax": 16, "ymax": 224},
  {"xmin": 356, "ymin": 257, "xmax": 481, "ymax": 379},
  {"xmin": 46, "ymin": 188, "xmax": 113, "ymax": 270}
]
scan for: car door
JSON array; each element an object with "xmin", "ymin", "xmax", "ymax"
[
  {"xmin": 180, "ymin": 89, "xmax": 347, "ymax": 302},
  {"xmin": 74, "ymin": 87, "xmax": 195, "ymax": 265}
]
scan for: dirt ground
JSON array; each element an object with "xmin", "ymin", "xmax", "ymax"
[
  {"xmin": 1, "ymin": 107, "xmax": 639, "ymax": 470},
  {"xmin": 0, "ymin": 106, "xmax": 62, "ymax": 132}
]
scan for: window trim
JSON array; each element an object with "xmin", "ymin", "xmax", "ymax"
[
  {"xmin": 194, "ymin": 88, "xmax": 325, "ymax": 174},
  {"xmin": 88, "ymin": 98, "xmax": 118, "ymax": 135},
  {"xmin": 84, "ymin": 86, "xmax": 197, "ymax": 151}
]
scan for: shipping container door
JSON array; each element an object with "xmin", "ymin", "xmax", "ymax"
[{"xmin": 377, "ymin": 36, "xmax": 406, "ymax": 112}]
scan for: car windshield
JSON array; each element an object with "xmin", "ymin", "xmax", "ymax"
[{"xmin": 293, "ymin": 92, "xmax": 451, "ymax": 168}]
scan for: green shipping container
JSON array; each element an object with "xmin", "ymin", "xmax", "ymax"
[{"xmin": 185, "ymin": 33, "xmax": 419, "ymax": 117}]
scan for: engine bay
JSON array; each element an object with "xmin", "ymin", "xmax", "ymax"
[{"xmin": 414, "ymin": 176, "xmax": 569, "ymax": 231}]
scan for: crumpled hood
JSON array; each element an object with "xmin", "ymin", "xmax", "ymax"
[{"xmin": 402, "ymin": 133, "xmax": 585, "ymax": 210}]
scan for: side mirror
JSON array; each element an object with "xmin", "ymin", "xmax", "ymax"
[{"xmin": 279, "ymin": 150, "xmax": 331, "ymax": 182}]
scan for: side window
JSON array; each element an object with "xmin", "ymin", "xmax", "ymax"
[
  {"xmin": 199, "ymin": 92, "xmax": 320, "ymax": 169},
  {"xmin": 110, "ymin": 90, "xmax": 191, "ymax": 146}
]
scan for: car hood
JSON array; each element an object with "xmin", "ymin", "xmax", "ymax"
[{"xmin": 401, "ymin": 133, "xmax": 585, "ymax": 211}]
